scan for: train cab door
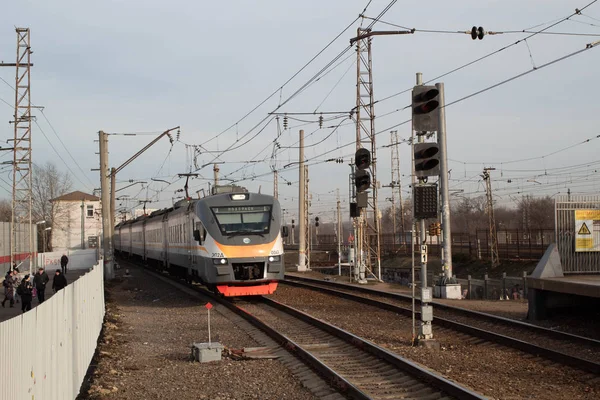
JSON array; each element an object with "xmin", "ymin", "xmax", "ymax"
[
  {"xmin": 185, "ymin": 204, "xmax": 194, "ymax": 280},
  {"xmin": 127, "ymin": 225, "xmax": 132, "ymax": 256},
  {"xmin": 162, "ymin": 213, "xmax": 169, "ymax": 268},
  {"xmin": 142, "ymin": 220, "xmax": 147, "ymax": 261}
]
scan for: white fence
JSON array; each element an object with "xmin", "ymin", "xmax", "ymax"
[
  {"xmin": 38, "ymin": 248, "xmax": 100, "ymax": 272},
  {"xmin": 0, "ymin": 263, "xmax": 105, "ymax": 400}
]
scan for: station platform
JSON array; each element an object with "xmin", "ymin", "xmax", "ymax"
[
  {"xmin": 0, "ymin": 268, "xmax": 88, "ymax": 323},
  {"xmin": 527, "ymin": 244, "xmax": 600, "ymax": 320},
  {"xmin": 528, "ymin": 274, "xmax": 600, "ymax": 298}
]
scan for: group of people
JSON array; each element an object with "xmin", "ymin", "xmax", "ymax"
[{"xmin": 2, "ymin": 254, "xmax": 70, "ymax": 313}]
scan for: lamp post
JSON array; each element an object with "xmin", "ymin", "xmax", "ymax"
[
  {"xmin": 35, "ymin": 220, "xmax": 47, "ymax": 270},
  {"xmin": 43, "ymin": 227, "xmax": 51, "ymax": 253}
]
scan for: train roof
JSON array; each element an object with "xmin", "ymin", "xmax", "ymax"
[
  {"xmin": 196, "ymin": 192, "xmax": 277, "ymax": 206},
  {"xmin": 114, "ymin": 192, "xmax": 277, "ymax": 228}
]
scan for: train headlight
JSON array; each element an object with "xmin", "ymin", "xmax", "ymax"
[
  {"xmin": 268, "ymin": 255, "xmax": 281, "ymax": 263},
  {"xmin": 212, "ymin": 258, "xmax": 228, "ymax": 265}
]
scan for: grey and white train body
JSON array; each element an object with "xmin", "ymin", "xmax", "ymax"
[{"xmin": 114, "ymin": 191, "xmax": 285, "ymax": 296}]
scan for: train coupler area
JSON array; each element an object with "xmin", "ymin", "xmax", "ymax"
[{"xmin": 232, "ymin": 262, "xmax": 265, "ymax": 280}]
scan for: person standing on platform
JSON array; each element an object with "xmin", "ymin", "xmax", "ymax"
[
  {"xmin": 18, "ymin": 275, "xmax": 33, "ymax": 313},
  {"xmin": 52, "ymin": 269, "xmax": 68, "ymax": 292},
  {"xmin": 33, "ymin": 267, "xmax": 50, "ymax": 304},
  {"xmin": 11, "ymin": 269, "xmax": 20, "ymax": 304},
  {"xmin": 60, "ymin": 254, "xmax": 69, "ymax": 274},
  {"xmin": 2, "ymin": 271, "xmax": 15, "ymax": 308}
]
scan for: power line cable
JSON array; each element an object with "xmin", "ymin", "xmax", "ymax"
[
  {"xmin": 39, "ymin": 110, "xmax": 96, "ymax": 188},
  {"xmin": 449, "ymin": 134, "xmax": 600, "ymax": 165},
  {"xmin": 33, "ymin": 120, "xmax": 92, "ymax": 190},
  {"xmin": 225, "ymin": 38, "xmax": 600, "ymax": 186},
  {"xmin": 198, "ymin": 1, "xmax": 373, "ymax": 148},
  {"xmin": 370, "ymin": 0, "xmax": 599, "ymax": 106},
  {"xmin": 194, "ymin": 0, "xmax": 398, "ymax": 167}
]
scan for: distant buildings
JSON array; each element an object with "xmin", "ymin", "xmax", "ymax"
[{"xmin": 50, "ymin": 191, "xmax": 102, "ymax": 250}]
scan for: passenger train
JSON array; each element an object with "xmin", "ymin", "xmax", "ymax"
[{"xmin": 114, "ymin": 189, "xmax": 287, "ymax": 296}]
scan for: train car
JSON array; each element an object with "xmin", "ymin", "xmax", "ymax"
[{"xmin": 114, "ymin": 190, "xmax": 287, "ymax": 296}]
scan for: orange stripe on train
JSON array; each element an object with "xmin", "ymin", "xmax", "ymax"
[{"xmin": 215, "ymin": 239, "xmax": 276, "ymax": 258}]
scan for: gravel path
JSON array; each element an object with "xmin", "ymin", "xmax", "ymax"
[
  {"xmin": 270, "ymin": 285, "xmax": 600, "ymax": 400},
  {"xmin": 78, "ymin": 266, "xmax": 317, "ymax": 400}
]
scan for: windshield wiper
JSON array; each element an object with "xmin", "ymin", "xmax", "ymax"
[{"xmin": 227, "ymin": 231, "xmax": 265, "ymax": 238}]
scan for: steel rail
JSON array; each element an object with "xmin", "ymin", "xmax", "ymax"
[
  {"xmin": 284, "ymin": 274, "xmax": 600, "ymax": 347},
  {"xmin": 282, "ymin": 277, "xmax": 600, "ymax": 375},
  {"xmin": 260, "ymin": 297, "xmax": 485, "ymax": 400},
  {"xmin": 126, "ymin": 259, "xmax": 484, "ymax": 399}
]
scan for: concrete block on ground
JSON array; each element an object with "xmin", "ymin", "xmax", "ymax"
[
  {"xmin": 192, "ymin": 342, "xmax": 224, "ymax": 363},
  {"xmin": 440, "ymin": 283, "xmax": 462, "ymax": 299}
]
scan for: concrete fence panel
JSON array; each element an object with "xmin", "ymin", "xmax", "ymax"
[{"xmin": 0, "ymin": 263, "xmax": 105, "ymax": 400}]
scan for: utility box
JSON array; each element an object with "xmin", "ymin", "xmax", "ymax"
[
  {"xmin": 421, "ymin": 305, "xmax": 434, "ymax": 322},
  {"xmin": 192, "ymin": 342, "xmax": 224, "ymax": 363}
]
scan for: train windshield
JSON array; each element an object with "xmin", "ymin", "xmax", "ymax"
[{"xmin": 211, "ymin": 205, "xmax": 272, "ymax": 235}]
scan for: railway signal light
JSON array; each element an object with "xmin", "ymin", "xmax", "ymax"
[
  {"xmin": 355, "ymin": 148, "xmax": 371, "ymax": 170},
  {"xmin": 428, "ymin": 223, "xmax": 436, "ymax": 237},
  {"xmin": 412, "ymin": 86, "xmax": 440, "ymax": 132},
  {"xmin": 350, "ymin": 202, "xmax": 359, "ymax": 218},
  {"xmin": 414, "ymin": 184, "xmax": 438, "ymax": 219},
  {"xmin": 471, "ymin": 26, "xmax": 485, "ymax": 40},
  {"xmin": 414, "ymin": 142, "xmax": 440, "ymax": 178},
  {"xmin": 354, "ymin": 169, "xmax": 371, "ymax": 192},
  {"xmin": 428, "ymin": 222, "xmax": 442, "ymax": 236},
  {"xmin": 354, "ymin": 148, "xmax": 371, "ymax": 193}
]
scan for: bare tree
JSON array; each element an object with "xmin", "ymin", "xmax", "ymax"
[
  {"xmin": 518, "ymin": 195, "xmax": 554, "ymax": 230},
  {"xmin": 451, "ymin": 196, "xmax": 488, "ymax": 233},
  {"xmin": 0, "ymin": 198, "xmax": 11, "ymax": 222},
  {"xmin": 32, "ymin": 162, "xmax": 73, "ymax": 251}
]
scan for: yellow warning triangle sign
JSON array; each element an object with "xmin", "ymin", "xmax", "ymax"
[{"xmin": 579, "ymin": 222, "xmax": 591, "ymax": 235}]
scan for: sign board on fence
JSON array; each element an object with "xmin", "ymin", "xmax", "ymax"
[{"xmin": 575, "ymin": 210, "xmax": 600, "ymax": 252}]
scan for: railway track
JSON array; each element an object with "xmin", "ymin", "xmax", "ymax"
[
  {"xmin": 231, "ymin": 297, "xmax": 484, "ymax": 400},
  {"xmin": 283, "ymin": 275, "xmax": 600, "ymax": 375},
  {"xmin": 125, "ymin": 260, "xmax": 484, "ymax": 399}
]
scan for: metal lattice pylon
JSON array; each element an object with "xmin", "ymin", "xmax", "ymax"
[
  {"xmin": 482, "ymin": 168, "xmax": 500, "ymax": 267},
  {"xmin": 390, "ymin": 131, "xmax": 404, "ymax": 247},
  {"xmin": 10, "ymin": 28, "xmax": 34, "ymax": 271},
  {"xmin": 354, "ymin": 28, "xmax": 381, "ymax": 281}
]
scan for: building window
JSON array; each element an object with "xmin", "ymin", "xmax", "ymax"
[{"xmin": 87, "ymin": 205, "xmax": 94, "ymax": 217}]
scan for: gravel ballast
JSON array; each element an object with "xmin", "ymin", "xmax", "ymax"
[
  {"xmin": 79, "ymin": 266, "xmax": 317, "ymax": 400},
  {"xmin": 271, "ymin": 285, "xmax": 600, "ymax": 400}
]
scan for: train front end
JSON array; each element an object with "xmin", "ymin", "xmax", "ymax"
[{"xmin": 195, "ymin": 192, "xmax": 285, "ymax": 296}]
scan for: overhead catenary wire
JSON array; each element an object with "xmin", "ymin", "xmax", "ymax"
[
  {"xmin": 224, "ymin": 37, "xmax": 600, "ymax": 190},
  {"xmin": 191, "ymin": 0, "xmax": 399, "ymax": 169},
  {"xmin": 197, "ymin": 0, "xmax": 375, "ymax": 148},
  {"xmin": 39, "ymin": 110, "xmax": 96, "ymax": 188},
  {"xmin": 449, "ymin": 134, "xmax": 600, "ymax": 166},
  {"xmin": 113, "ymin": 1, "xmax": 598, "ymax": 208},
  {"xmin": 0, "ymin": 73, "xmax": 96, "ymax": 190},
  {"xmin": 369, "ymin": 0, "xmax": 599, "ymax": 107},
  {"xmin": 33, "ymin": 120, "xmax": 93, "ymax": 191}
]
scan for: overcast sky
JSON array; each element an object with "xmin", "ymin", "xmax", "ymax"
[{"xmin": 1, "ymin": 0, "xmax": 599, "ymax": 223}]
